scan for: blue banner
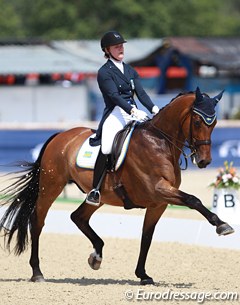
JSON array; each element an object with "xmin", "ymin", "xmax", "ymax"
[
  {"xmin": 0, "ymin": 127, "xmax": 240, "ymax": 172},
  {"xmin": 184, "ymin": 127, "xmax": 240, "ymax": 168},
  {"xmin": 210, "ymin": 127, "xmax": 240, "ymax": 168},
  {"xmin": 0, "ymin": 129, "xmax": 61, "ymax": 172}
]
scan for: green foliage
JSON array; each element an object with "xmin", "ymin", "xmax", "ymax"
[
  {"xmin": 1, "ymin": 0, "xmax": 240, "ymax": 40},
  {"xmin": 0, "ymin": 0, "xmax": 23, "ymax": 38}
]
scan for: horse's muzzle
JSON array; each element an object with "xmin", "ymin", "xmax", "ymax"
[
  {"xmin": 198, "ymin": 159, "xmax": 211, "ymax": 168},
  {"xmin": 191, "ymin": 154, "xmax": 212, "ymax": 168}
]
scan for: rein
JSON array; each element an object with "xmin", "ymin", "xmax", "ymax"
[
  {"xmin": 149, "ymin": 120, "xmax": 194, "ymax": 170},
  {"xmin": 149, "ymin": 107, "xmax": 211, "ymax": 170}
]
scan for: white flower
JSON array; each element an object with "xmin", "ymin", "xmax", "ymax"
[
  {"xmin": 222, "ymin": 174, "xmax": 229, "ymax": 183},
  {"xmin": 209, "ymin": 161, "xmax": 240, "ymax": 189},
  {"xmin": 233, "ymin": 176, "xmax": 239, "ymax": 183}
]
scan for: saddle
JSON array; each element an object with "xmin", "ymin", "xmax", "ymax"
[
  {"xmin": 76, "ymin": 121, "xmax": 143, "ymax": 209},
  {"xmin": 110, "ymin": 121, "xmax": 138, "ymax": 171},
  {"xmin": 76, "ymin": 122, "xmax": 136, "ymax": 171}
]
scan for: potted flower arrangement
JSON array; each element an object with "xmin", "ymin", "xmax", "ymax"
[
  {"xmin": 209, "ymin": 161, "xmax": 240, "ymax": 190},
  {"xmin": 210, "ymin": 161, "xmax": 240, "ymax": 224}
]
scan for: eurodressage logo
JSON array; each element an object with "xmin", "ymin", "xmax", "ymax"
[
  {"xmin": 219, "ymin": 140, "xmax": 240, "ymax": 158},
  {"xmin": 124, "ymin": 288, "xmax": 239, "ymax": 302}
]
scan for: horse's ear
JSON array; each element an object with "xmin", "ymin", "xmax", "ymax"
[
  {"xmin": 213, "ymin": 90, "xmax": 224, "ymax": 104},
  {"xmin": 195, "ymin": 87, "xmax": 203, "ymax": 102}
]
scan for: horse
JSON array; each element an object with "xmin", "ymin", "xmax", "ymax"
[{"xmin": 0, "ymin": 87, "xmax": 234, "ymax": 285}]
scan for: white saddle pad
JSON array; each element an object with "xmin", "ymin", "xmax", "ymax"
[{"xmin": 76, "ymin": 129, "xmax": 134, "ymax": 171}]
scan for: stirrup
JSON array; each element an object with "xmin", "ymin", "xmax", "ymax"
[{"xmin": 86, "ymin": 189, "xmax": 101, "ymax": 206}]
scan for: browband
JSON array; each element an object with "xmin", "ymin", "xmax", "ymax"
[{"xmin": 193, "ymin": 108, "xmax": 216, "ymax": 125}]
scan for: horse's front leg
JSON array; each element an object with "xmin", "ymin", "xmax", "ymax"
[
  {"xmin": 156, "ymin": 183, "xmax": 234, "ymax": 236},
  {"xmin": 71, "ymin": 201, "xmax": 104, "ymax": 270},
  {"xmin": 135, "ymin": 205, "xmax": 167, "ymax": 285}
]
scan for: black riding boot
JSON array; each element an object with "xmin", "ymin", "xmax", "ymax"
[{"xmin": 86, "ymin": 150, "xmax": 108, "ymax": 206}]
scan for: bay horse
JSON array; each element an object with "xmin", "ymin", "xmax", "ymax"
[{"xmin": 0, "ymin": 87, "xmax": 234, "ymax": 285}]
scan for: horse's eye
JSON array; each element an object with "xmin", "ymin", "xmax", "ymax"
[{"xmin": 194, "ymin": 120, "xmax": 201, "ymax": 127}]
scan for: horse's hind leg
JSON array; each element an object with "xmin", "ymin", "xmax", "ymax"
[
  {"xmin": 29, "ymin": 210, "xmax": 45, "ymax": 282},
  {"xmin": 29, "ymin": 177, "xmax": 67, "ymax": 282},
  {"xmin": 71, "ymin": 201, "xmax": 104, "ymax": 270}
]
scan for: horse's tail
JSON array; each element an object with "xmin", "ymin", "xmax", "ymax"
[{"xmin": 0, "ymin": 133, "xmax": 59, "ymax": 255}]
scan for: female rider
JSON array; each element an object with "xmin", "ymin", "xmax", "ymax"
[{"xmin": 86, "ymin": 30, "xmax": 159, "ymax": 205}]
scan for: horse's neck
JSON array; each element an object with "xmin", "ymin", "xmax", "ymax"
[{"xmin": 151, "ymin": 96, "xmax": 193, "ymax": 142}]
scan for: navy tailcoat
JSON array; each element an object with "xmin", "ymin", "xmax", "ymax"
[{"xmin": 90, "ymin": 59, "xmax": 155, "ymax": 146}]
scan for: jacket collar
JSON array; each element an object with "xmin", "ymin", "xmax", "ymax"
[{"xmin": 106, "ymin": 59, "xmax": 130, "ymax": 83}]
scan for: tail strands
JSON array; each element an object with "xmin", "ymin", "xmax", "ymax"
[
  {"xmin": 0, "ymin": 133, "xmax": 59, "ymax": 255},
  {"xmin": 0, "ymin": 162, "xmax": 40, "ymax": 255}
]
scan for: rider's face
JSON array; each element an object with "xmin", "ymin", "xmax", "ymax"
[{"xmin": 108, "ymin": 43, "xmax": 124, "ymax": 61}]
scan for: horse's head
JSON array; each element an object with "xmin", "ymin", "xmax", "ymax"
[{"xmin": 188, "ymin": 87, "xmax": 224, "ymax": 168}]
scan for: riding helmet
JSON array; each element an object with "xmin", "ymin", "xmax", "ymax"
[{"xmin": 100, "ymin": 31, "xmax": 127, "ymax": 50}]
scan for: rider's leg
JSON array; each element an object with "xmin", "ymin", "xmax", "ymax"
[
  {"xmin": 86, "ymin": 150, "xmax": 108, "ymax": 205},
  {"xmin": 86, "ymin": 107, "xmax": 126, "ymax": 206}
]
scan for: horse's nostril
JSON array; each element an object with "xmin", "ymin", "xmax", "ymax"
[{"xmin": 198, "ymin": 159, "xmax": 211, "ymax": 168}]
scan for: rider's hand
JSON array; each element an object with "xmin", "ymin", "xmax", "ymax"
[
  {"xmin": 152, "ymin": 105, "xmax": 159, "ymax": 115},
  {"xmin": 131, "ymin": 107, "xmax": 148, "ymax": 122}
]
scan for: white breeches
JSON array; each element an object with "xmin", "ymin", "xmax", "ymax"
[{"xmin": 101, "ymin": 106, "xmax": 134, "ymax": 154}]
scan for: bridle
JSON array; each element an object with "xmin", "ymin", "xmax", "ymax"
[
  {"xmin": 149, "ymin": 106, "xmax": 213, "ymax": 169},
  {"xmin": 184, "ymin": 107, "xmax": 212, "ymax": 147}
]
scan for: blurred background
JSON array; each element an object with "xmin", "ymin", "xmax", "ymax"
[{"xmin": 1, "ymin": 0, "xmax": 240, "ymax": 169}]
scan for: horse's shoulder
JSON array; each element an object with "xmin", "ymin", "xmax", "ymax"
[{"xmin": 131, "ymin": 122, "xmax": 155, "ymax": 142}]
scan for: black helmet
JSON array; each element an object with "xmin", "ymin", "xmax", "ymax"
[{"xmin": 100, "ymin": 31, "xmax": 127, "ymax": 50}]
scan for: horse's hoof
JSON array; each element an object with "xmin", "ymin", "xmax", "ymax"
[
  {"xmin": 216, "ymin": 223, "xmax": 235, "ymax": 236},
  {"xmin": 140, "ymin": 277, "xmax": 155, "ymax": 285},
  {"xmin": 30, "ymin": 275, "xmax": 45, "ymax": 282},
  {"xmin": 88, "ymin": 251, "xmax": 102, "ymax": 270}
]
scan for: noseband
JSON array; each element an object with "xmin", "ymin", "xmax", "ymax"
[{"xmin": 186, "ymin": 108, "xmax": 212, "ymax": 153}]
